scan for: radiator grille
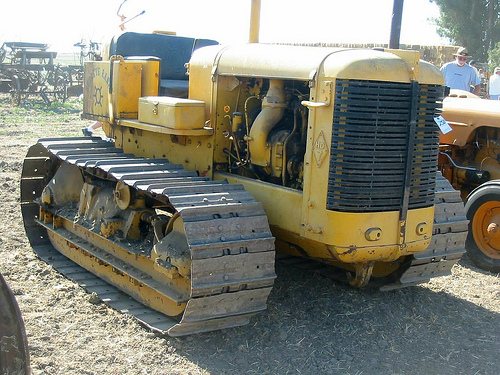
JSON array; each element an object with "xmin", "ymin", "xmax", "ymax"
[{"xmin": 326, "ymin": 79, "xmax": 444, "ymax": 212}]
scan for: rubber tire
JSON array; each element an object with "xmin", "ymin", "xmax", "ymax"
[
  {"xmin": 465, "ymin": 182, "xmax": 500, "ymax": 273},
  {"xmin": 0, "ymin": 273, "xmax": 31, "ymax": 375}
]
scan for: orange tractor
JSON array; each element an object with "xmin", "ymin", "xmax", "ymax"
[{"xmin": 440, "ymin": 90, "xmax": 500, "ymax": 272}]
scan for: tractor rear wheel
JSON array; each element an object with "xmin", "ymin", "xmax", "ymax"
[
  {"xmin": 0, "ymin": 273, "xmax": 31, "ymax": 375},
  {"xmin": 465, "ymin": 182, "xmax": 500, "ymax": 273}
]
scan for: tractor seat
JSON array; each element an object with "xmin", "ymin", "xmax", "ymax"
[{"xmin": 110, "ymin": 32, "xmax": 218, "ymax": 98}]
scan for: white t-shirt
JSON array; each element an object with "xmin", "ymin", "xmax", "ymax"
[
  {"xmin": 440, "ymin": 62, "xmax": 481, "ymax": 91},
  {"xmin": 489, "ymin": 73, "xmax": 500, "ymax": 95}
]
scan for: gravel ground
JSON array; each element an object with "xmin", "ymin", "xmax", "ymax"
[{"xmin": 0, "ymin": 94, "xmax": 499, "ymax": 375}]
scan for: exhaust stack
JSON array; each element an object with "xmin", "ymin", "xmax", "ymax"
[
  {"xmin": 389, "ymin": 0, "xmax": 404, "ymax": 49},
  {"xmin": 249, "ymin": 0, "xmax": 261, "ymax": 43}
]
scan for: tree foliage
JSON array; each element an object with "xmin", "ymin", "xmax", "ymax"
[
  {"xmin": 430, "ymin": 0, "xmax": 500, "ymax": 64},
  {"xmin": 488, "ymin": 42, "xmax": 500, "ymax": 70}
]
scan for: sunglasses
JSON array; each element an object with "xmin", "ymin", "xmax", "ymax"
[{"xmin": 457, "ymin": 56, "xmax": 468, "ymax": 61}]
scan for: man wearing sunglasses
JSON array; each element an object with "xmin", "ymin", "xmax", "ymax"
[{"xmin": 440, "ymin": 47, "xmax": 481, "ymax": 95}]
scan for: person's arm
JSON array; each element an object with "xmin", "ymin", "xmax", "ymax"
[{"xmin": 472, "ymin": 68, "xmax": 481, "ymax": 95}]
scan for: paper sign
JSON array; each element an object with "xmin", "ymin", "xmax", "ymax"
[{"xmin": 434, "ymin": 115, "xmax": 453, "ymax": 134}]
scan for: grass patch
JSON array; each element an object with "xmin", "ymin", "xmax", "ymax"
[
  {"xmin": 0, "ymin": 93, "xmax": 88, "ymax": 139},
  {"xmin": 0, "ymin": 95, "xmax": 82, "ymax": 126}
]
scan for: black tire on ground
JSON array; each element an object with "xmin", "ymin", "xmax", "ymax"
[
  {"xmin": 465, "ymin": 182, "xmax": 500, "ymax": 273},
  {"xmin": 0, "ymin": 273, "xmax": 31, "ymax": 375}
]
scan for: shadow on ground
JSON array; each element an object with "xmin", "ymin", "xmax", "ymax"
[{"xmin": 173, "ymin": 261, "xmax": 499, "ymax": 375}]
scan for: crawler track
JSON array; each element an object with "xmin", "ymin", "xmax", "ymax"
[{"xmin": 21, "ymin": 138, "xmax": 275, "ymax": 336}]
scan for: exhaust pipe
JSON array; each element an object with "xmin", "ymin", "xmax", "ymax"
[
  {"xmin": 249, "ymin": 79, "xmax": 287, "ymax": 167},
  {"xmin": 249, "ymin": 0, "xmax": 261, "ymax": 43},
  {"xmin": 389, "ymin": 0, "xmax": 404, "ymax": 49}
]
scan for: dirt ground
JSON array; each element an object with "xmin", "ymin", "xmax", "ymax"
[{"xmin": 0, "ymin": 93, "xmax": 499, "ymax": 375}]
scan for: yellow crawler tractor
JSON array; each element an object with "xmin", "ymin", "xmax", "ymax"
[
  {"xmin": 20, "ymin": 5, "xmax": 468, "ymax": 336},
  {"xmin": 440, "ymin": 90, "xmax": 500, "ymax": 272}
]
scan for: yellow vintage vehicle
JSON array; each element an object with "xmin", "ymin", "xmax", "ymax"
[
  {"xmin": 440, "ymin": 90, "xmax": 500, "ymax": 272},
  {"xmin": 20, "ymin": 5, "xmax": 467, "ymax": 336}
]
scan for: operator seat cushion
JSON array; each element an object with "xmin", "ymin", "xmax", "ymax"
[
  {"xmin": 159, "ymin": 79, "xmax": 190, "ymax": 98},
  {"xmin": 109, "ymin": 32, "xmax": 218, "ymax": 97}
]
